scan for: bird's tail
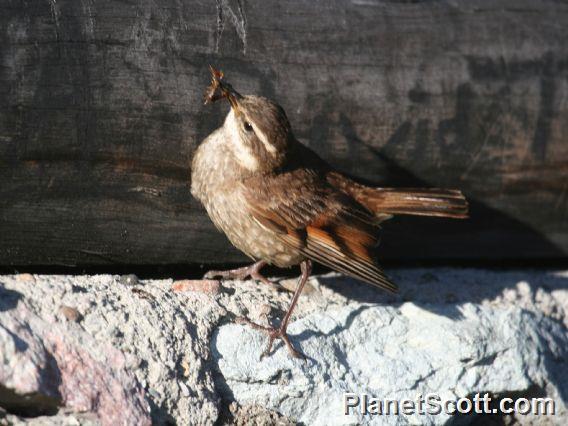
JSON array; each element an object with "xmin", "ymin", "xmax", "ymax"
[
  {"xmin": 326, "ymin": 172, "xmax": 468, "ymax": 219},
  {"xmin": 358, "ymin": 187, "xmax": 469, "ymax": 219}
]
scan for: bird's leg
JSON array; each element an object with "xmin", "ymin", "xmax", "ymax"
[
  {"xmin": 204, "ymin": 260, "xmax": 281, "ymax": 290},
  {"xmin": 237, "ymin": 259, "xmax": 312, "ymax": 360}
]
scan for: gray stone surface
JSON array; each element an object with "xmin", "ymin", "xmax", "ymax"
[{"xmin": 0, "ymin": 269, "xmax": 567, "ymax": 425}]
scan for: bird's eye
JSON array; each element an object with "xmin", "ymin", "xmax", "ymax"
[{"xmin": 243, "ymin": 121, "xmax": 253, "ymax": 132}]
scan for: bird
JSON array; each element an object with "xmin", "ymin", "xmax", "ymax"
[{"xmin": 191, "ymin": 66, "xmax": 468, "ymax": 359}]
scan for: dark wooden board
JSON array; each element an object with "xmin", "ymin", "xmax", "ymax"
[{"xmin": 1, "ymin": 0, "xmax": 567, "ymax": 266}]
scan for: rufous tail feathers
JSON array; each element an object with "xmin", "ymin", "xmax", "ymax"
[
  {"xmin": 326, "ymin": 172, "xmax": 468, "ymax": 219},
  {"xmin": 358, "ymin": 187, "xmax": 469, "ymax": 219}
]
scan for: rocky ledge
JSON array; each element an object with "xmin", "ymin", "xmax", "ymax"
[{"xmin": 0, "ymin": 269, "xmax": 567, "ymax": 425}]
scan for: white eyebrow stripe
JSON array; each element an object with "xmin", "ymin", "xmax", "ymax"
[
  {"xmin": 226, "ymin": 110, "xmax": 259, "ymax": 171},
  {"xmin": 254, "ymin": 125, "xmax": 277, "ymax": 155}
]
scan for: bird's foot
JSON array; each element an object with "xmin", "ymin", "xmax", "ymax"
[
  {"xmin": 203, "ymin": 261, "xmax": 282, "ymax": 291},
  {"xmin": 236, "ymin": 316, "xmax": 306, "ymax": 360}
]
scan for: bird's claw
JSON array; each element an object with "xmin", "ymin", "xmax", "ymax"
[{"xmin": 236, "ymin": 316, "xmax": 306, "ymax": 360}]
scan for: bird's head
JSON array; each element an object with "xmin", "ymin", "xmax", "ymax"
[{"xmin": 204, "ymin": 66, "xmax": 293, "ymax": 173}]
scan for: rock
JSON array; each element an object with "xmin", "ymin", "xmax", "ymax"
[
  {"xmin": 0, "ymin": 288, "xmax": 151, "ymax": 425},
  {"xmin": 58, "ymin": 305, "xmax": 82, "ymax": 323},
  {"xmin": 0, "ymin": 270, "xmax": 567, "ymax": 424},
  {"xmin": 118, "ymin": 274, "xmax": 139, "ymax": 287},
  {"xmin": 227, "ymin": 402, "xmax": 295, "ymax": 426},
  {"xmin": 0, "ymin": 275, "xmax": 220, "ymax": 425},
  {"xmin": 14, "ymin": 274, "xmax": 35, "ymax": 283},
  {"xmin": 172, "ymin": 279, "xmax": 221, "ymax": 295},
  {"xmin": 213, "ymin": 304, "xmax": 567, "ymax": 425}
]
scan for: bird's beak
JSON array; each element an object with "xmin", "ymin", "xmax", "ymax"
[
  {"xmin": 224, "ymin": 88, "xmax": 241, "ymax": 110},
  {"xmin": 205, "ymin": 66, "xmax": 242, "ymax": 112}
]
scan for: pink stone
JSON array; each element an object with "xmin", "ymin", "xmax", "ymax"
[{"xmin": 172, "ymin": 279, "xmax": 221, "ymax": 295}]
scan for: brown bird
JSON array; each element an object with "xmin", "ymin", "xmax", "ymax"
[{"xmin": 191, "ymin": 67, "xmax": 468, "ymax": 359}]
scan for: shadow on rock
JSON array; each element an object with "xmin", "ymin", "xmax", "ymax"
[
  {"xmin": 0, "ymin": 284, "xmax": 22, "ymax": 312},
  {"xmin": 317, "ymin": 269, "xmax": 568, "ymax": 320}
]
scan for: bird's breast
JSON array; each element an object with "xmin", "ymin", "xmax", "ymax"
[
  {"xmin": 190, "ymin": 130, "xmax": 303, "ymax": 268},
  {"xmin": 202, "ymin": 186, "xmax": 303, "ymax": 267}
]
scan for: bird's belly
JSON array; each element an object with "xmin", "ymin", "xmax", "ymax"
[{"xmin": 204, "ymin": 191, "xmax": 303, "ymax": 268}]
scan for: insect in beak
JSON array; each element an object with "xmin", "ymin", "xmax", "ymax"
[{"xmin": 204, "ymin": 65, "xmax": 242, "ymax": 112}]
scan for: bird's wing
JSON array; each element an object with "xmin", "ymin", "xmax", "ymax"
[{"xmin": 241, "ymin": 169, "xmax": 397, "ymax": 293}]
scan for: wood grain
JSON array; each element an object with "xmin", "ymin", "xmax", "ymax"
[{"xmin": 1, "ymin": 0, "xmax": 567, "ymax": 266}]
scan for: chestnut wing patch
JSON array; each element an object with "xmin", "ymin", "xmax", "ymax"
[{"xmin": 242, "ymin": 172, "xmax": 397, "ymax": 293}]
